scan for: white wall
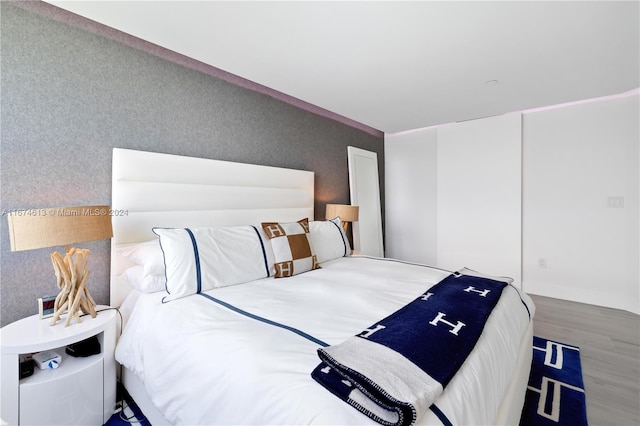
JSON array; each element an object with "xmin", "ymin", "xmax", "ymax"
[
  {"xmin": 385, "ymin": 128, "xmax": 438, "ymax": 264},
  {"xmin": 385, "ymin": 92, "xmax": 639, "ymax": 313},
  {"xmin": 522, "ymin": 94, "xmax": 639, "ymax": 313}
]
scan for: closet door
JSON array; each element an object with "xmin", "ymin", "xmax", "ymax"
[{"xmin": 437, "ymin": 113, "xmax": 522, "ymax": 286}]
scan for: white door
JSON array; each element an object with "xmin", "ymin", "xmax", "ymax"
[{"xmin": 437, "ymin": 113, "xmax": 522, "ymax": 286}]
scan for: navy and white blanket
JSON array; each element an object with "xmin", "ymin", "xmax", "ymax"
[{"xmin": 312, "ymin": 272, "xmax": 510, "ymax": 426}]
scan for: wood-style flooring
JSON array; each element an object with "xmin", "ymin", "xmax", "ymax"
[{"xmin": 529, "ymin": 294, "xmax": 640, "ymax": 426}]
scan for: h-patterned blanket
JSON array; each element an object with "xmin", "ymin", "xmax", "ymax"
[{"xmin": 312, "ymin": 272, "xmax": 510, "ymax": 426}]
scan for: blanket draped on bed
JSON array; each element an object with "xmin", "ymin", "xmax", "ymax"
[{"xmin": 312, "ymin": 273, "xmax": 509, "ymax": 426}]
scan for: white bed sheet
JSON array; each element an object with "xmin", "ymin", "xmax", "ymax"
[{"xmin": 115, "ymin": 257, "xmax": 534, "ymax": 425}]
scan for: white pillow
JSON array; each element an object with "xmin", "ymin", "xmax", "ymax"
[
  {"xmin": 122, "ymin": 265, "xmax": 166, "ymax": 293},
  {"xmin": 309, "ymin": 217, "xmax": 351, "ymax": 263},
  {"xmin": 153, "ymin": 225, "xmax": 274, "ymax": 302},
  {"xmin": 119, "ymin": 240, "xmax": 165, "ymax": 276}
]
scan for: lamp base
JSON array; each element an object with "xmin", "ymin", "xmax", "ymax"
[{"xmin": 49, "ymin": 247, "xmax": 97, "ymax": 327}]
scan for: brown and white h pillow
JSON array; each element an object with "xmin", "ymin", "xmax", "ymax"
[{"xmin": 261, "ymin": 218, "xmax": 320, "ymax": 278}]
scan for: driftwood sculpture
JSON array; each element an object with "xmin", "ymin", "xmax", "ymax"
[{"xmin": 49, "ymin": 247, "xmax": 97, "ymax": 327}]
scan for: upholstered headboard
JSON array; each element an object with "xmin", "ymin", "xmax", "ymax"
[{"xmin": 110, "ymin": 148, "xmax": 314, "ymax": 307}]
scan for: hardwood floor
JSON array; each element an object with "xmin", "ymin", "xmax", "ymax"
[{"xmin": 529, "ymin": 294, "xmax": 640, "ymax": 426}]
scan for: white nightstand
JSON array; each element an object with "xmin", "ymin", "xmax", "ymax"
[{"xmin": 1, "ymin": 306, "xmax": 117, "ymax": 425}]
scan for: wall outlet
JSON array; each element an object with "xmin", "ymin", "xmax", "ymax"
[
  {"xmin": 538, "ymin": 258, "xmax": 548, "ymax": 269},
  {"xmin": 607, "ymin": 196, "xmax": 625, "ymax": 208}
]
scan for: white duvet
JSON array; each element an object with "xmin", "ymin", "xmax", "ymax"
[{"xmin": 115, "ymin": 257, "xmax": 534, "ymax": 425}]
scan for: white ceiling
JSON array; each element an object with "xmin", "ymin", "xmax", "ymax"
[{"xmin": 45, "ymin": 1, "xmax": 639, "ymax": 134}]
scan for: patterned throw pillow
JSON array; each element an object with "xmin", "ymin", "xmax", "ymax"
[{"xmin": 261, "ymin": 218, "xmax": 320, "ymax": 278}]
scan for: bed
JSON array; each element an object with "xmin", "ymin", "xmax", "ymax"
[{"xmin": 110, "ymin": 148, "xmax": 535, "ymax": 426}]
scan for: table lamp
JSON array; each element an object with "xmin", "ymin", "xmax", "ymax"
[
  {"xmin": 325, "ymin": 204, "xmax": 359, "ymax": 232},
  {"xmin": 7, "ymin": 205, "xmax": 113, "ymax": 327}
]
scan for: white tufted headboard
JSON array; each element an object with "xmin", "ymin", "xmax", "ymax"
[{"xmin": 110, "ymin": 148, "xmax": 314, "ymax": 307}]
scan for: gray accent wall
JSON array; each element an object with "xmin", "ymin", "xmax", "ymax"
[{"xmin": 0, "ymin": 3, "xmax": 384, "ymax": 326}]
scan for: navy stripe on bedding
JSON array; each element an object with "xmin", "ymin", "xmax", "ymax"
[
  {"xmin": 428, "ymin": 405, "xmax": 452, "ymax": 426},
  {"xmin": 185, "ymin": 228, "xmax": 202, "ymax": 294},
  {"xmin": 328, "ymin": 218, "xmax": 348, "ymax": 257},
  {"xmin": 199, "ymin": 293, "xmax": 329, "ymax": 347},
  {"xmin": 251, "ymin": 225, "xmax": 271, "ymax": 277}
]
